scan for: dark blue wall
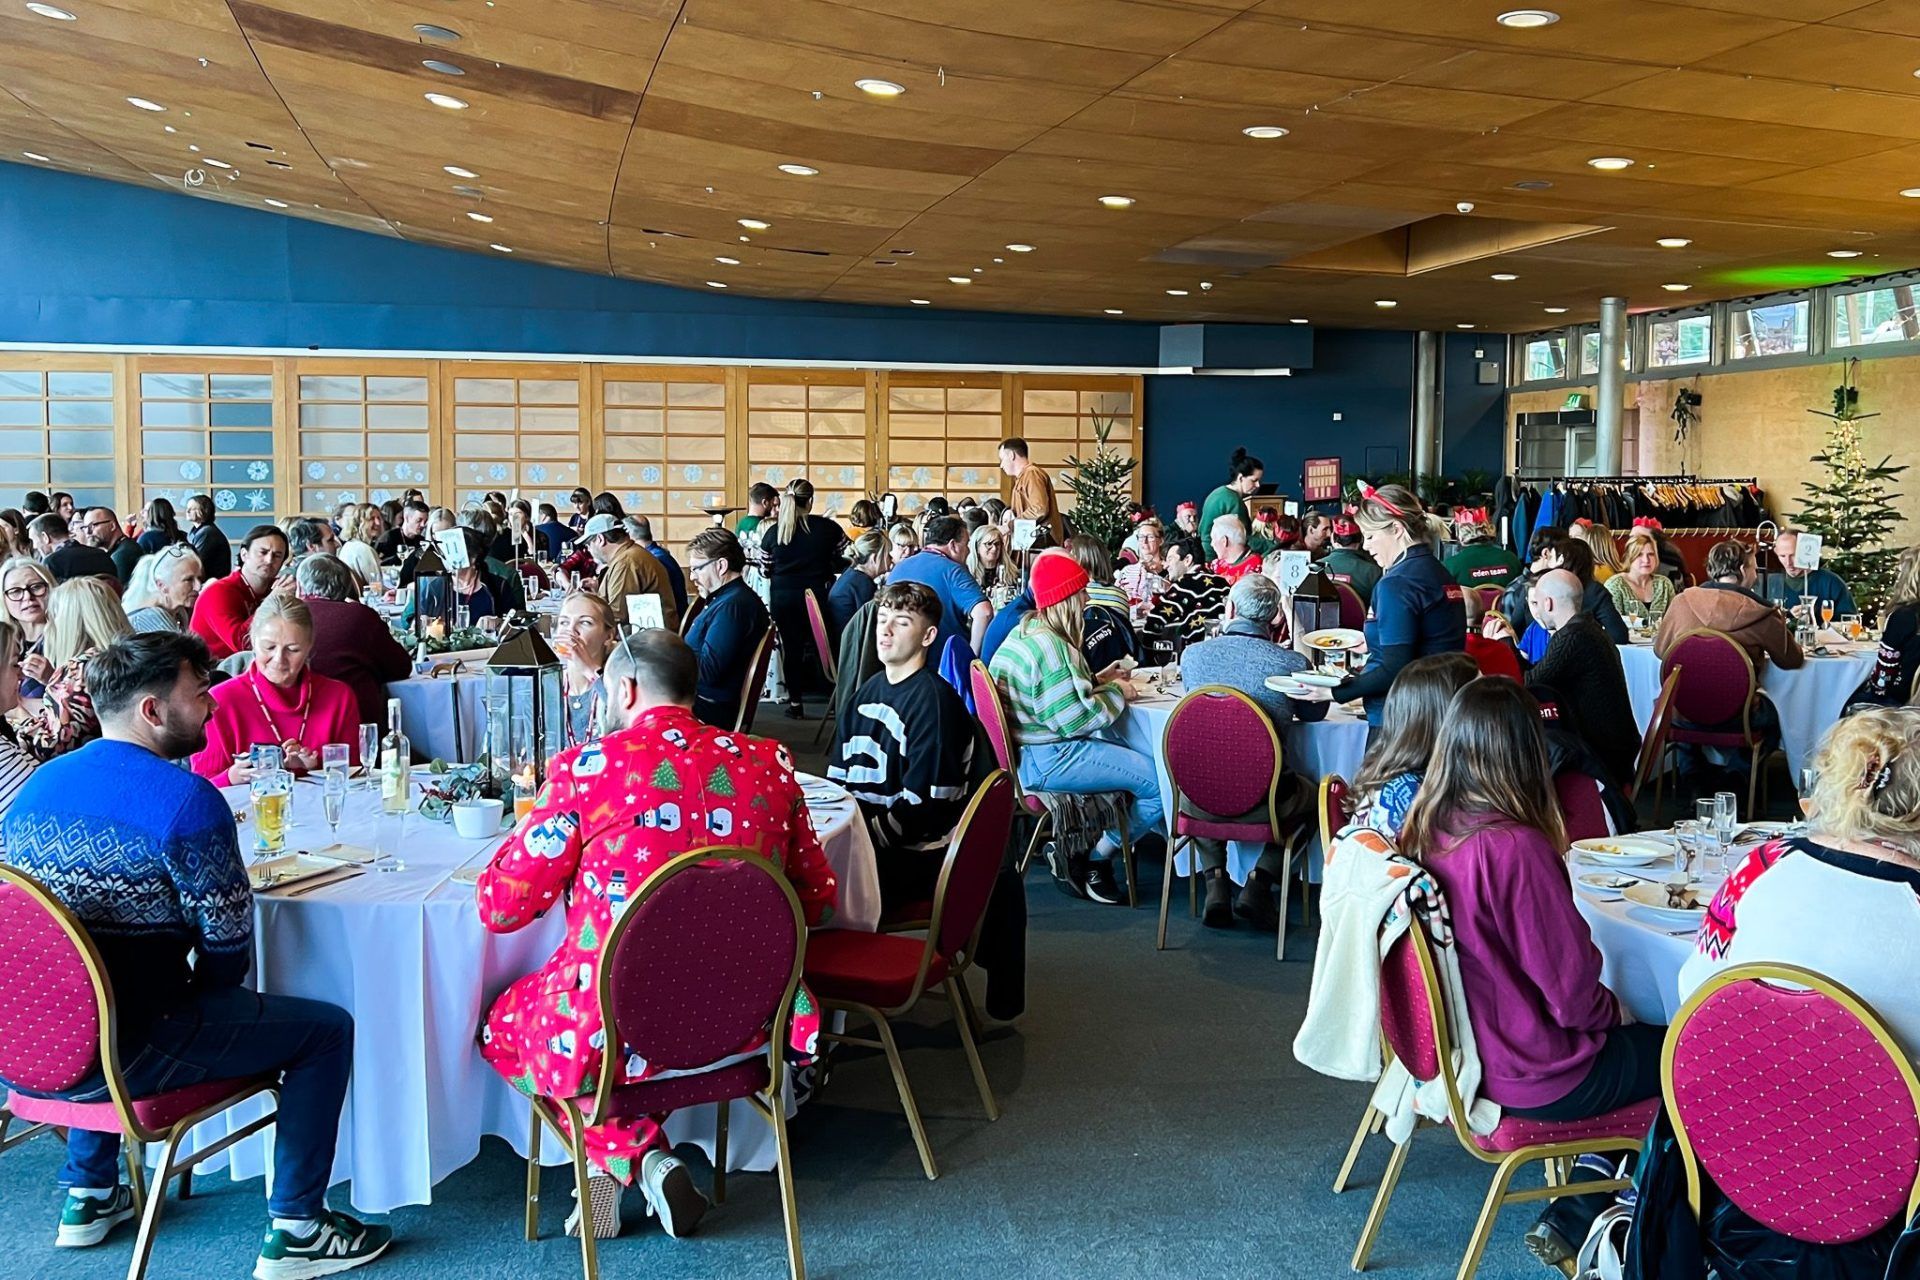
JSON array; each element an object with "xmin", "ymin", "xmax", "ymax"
[{"xmin": 1442, "ymin": 332, "xmax": 1507, "ymax": 479}]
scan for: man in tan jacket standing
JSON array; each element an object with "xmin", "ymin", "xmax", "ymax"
[
  {"xmin": 999, "ymin": 437, "xmax": 1065, "ymax": 546},
  {"xmin": 580, "ymin": 513, "xmax": 680, "ymax": 631}
]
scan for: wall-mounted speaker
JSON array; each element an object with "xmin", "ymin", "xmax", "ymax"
[{"xmin": 1476, "ymin": 361, "xmax": 1501, "ymax": 385}]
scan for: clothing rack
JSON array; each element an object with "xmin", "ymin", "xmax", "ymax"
[{"xmin": 1540, "ymin": 474, "xmax": 1757, "ymax": 486}]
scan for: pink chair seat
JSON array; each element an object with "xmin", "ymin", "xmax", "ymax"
[
  {"xmin": 1469, "ymin": 1096, "xmax": 1661, "ymax": 1153},
  {"xmin": 1174, "ymin": 813, "xmax": 1272, "ymax": 843},
  {"xmin": 1020, "ymin": 793, "xmax": 1047, "ymax": 817},
  {"xmin": 9, "ymin": 1077, "xmax": 273, "ymax": 1134},
  {"xmin": 804, "ymin": 930, "xmax": 951, "ymax": 1009},
  {"xmin": 604, "ymin": 1058, "xmax": 770, "ymax": 1116}
]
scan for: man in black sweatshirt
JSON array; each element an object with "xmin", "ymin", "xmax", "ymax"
[{"xmin": 1526, "ymin": 569, "xmax": 1638, "ymax": 789}]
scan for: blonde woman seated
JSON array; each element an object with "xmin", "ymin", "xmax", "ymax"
[
  {"xmin": 2, "ymin": 556, "xmax": 56, "ymax": 701},
  {"xmin": 15, "ymin": 576, "xmax": 132, "ymax": 760},
  {"xmin": 336, "ymin": 502, "xmax": 386, "ymax": 591},
  {"xmin": 1572, "ymin": 521, "xmax": 1624, "ymax": 582},
  {"xmin": 1114, "ymin": 519, "xmax": 1171, "ymax": 607},
  {"xmin": 0, "ymin": 618, "xmax": 40, "ymax": 828},
  {"xmin": 966, "ymin": 523, "xmax": 1020, "ymax": 608},
  {"xmin": 1604, "ymin": 527, "xmax": 1676, "ymax": 628},
  {"xmin": 1682, "ymin": 706, "xmax": 1920, "ymax": 1057},
  {"xmin": 191, "ymin": 594, "xmax": 360, "ymax": 783},
  {"xmin": 124, "ymin": 544, "xmax": 205, "ymax": 634},
  {"xmin": 553, "ymin": 591, "xmax": 617, "ymax": 749}
]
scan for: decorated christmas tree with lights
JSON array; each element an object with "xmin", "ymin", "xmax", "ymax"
[{"xmin": 1797, "ymin": 358, "xmax": 1906, "ymax": 614}]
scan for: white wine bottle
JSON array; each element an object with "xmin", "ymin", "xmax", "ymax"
[{"xmin": 380, "ymin": 697, "xmax": 410, "ymax": 815}]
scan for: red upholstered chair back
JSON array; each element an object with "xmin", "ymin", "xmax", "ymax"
[
  {"xmin": 1163, "ymin": 686, "xmax": 1279, "ymax": 820},
  {"xmin": 600, "ymin": 850, "xmax": 804, "ymax": 1079},
  {"xmin": 969, "ymin": 661, "xmax": 1018, "ymax": 777},
  {"xmin": 1333, "ymin": 583, "xmax": 1367, "ymax": 631},
  {"xmin": 0, "ymin": 868, "xmax": 104, "ymax": 1094},
  {"xmin": 1379, "ymin": 928, "xmax": 1442, "ymax": 1083},
  {"xmin": 1666, "ymin": 965, "xmax": 1920, "ymax": 1245},
  {"xmin": 1554, "ymin": 771, "xmax": 1612, "ymax": 843},
  {"xmin": 1319, "ymin": 774, "xmax": 1353, "ymax": 854},
  {"xmin": 678, "ymin": 594, "xmax": 704, "ymax": 636},
  {"xmin": 1662, "ymin": 630, "xmax": 1757, "ymax": 730},
  {"xmin": 734, "ymin": 628, "xmax": 776, "ymax": 734},
  {"xmin": 804, "ymin": 589, "xmax": 837, "ymax": 684},
  {"xmin": 1474, "ymin": 585, "xmax": 1504, "ymax": 613},
  {"xmin": 932, "ymin": 772, "xmax": 1016, "ymax": 961}
]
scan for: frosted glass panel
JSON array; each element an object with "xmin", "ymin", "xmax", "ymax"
[
  {"xmin": 370, "ymin": 433, "xmax": 430, "ymax": 457},
  {"xmin": 301, "ymin": 404, "xmax": 363, "ymax": 428},
  {"xmin": 48, "ymin": 401, "xmax": 112, "ymax": 426},
  {"xmin": 300, "ymin": 376, "xmax": 362, "ymax": 400},
  {"xmin": 367, "ymin": 404, "xmax": 428, "ymax": 430},
  {"xmin": 0, "ymin": 403, "xmax": 42, "ymax": 427},
  {"xmin": 454, "ymin": 378, "xmax": 515, "ymax": 402},
  {"xmin": 518, "ymin": 380, "xmax": 578, "ymax": 405},
  {"xmin": 49, "ymin": 430, "xmax": 112, "ymax": 455},
  {"xmin": 143, "ymin": 402, "xmax": 207, "ymax": 427},
  {"xmin": 301, "ymin": 432, "xmax": 364, "ymax": 458},
  {"xmin": 0, "ymin": 372, "xmax": 39, "ymax": 396},
  {"xmin": 209, "ymin": 374, "xmax": 272, "ymax": 399},
  {"xmin": 454, "ymin": 405, "xmax": 514, "ymax": 431},
  {"xmin": 50, "ymin": 458, "xmax": 114, "ymax": 484},
  {"xmin": 0, "ymin": 430, "xmax": 43, "ymax": 453},
  {"xmin": 47, "ymin": 372, "xmax": 111, "ymax": 398},
  {"xmin": 668, "ymin": 383, "xmax": 724, "ymax": 408},
  {"xmin": 141, "ymin": 373, "xmax": 205, "ymax": 398},
  {"xmin": 604, "ymin": 381, "xmax": 664, "ymax": 407},
  {"xmin": 366, "ymin": 377, "xmax": 429, "ymax": 401},
  {"xmin": 142, "ymin": 430, "xmax": 208, "ymax": 456}
]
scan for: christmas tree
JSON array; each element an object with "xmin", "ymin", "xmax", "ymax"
[
  {"xmin": 1062, "ymin": 412, "xmax": 1140, "ymax": 551},
  {"xmin": 1797, "ymin": 358, "xmax": 1906, "ymax": 614}
]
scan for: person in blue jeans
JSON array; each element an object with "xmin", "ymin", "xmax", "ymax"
[{"xmin": 1, "ymin": 630, "xmax": 389, "ymax": 1279}]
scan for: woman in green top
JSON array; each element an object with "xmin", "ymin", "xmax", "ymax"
[
  {"xmin": 1605, "ymin": 528, "xmax": 1676, "ymax": 627},
  {"xmin": 1199, "ymin": 448, "xmax": 1275, "ymax": 554}
]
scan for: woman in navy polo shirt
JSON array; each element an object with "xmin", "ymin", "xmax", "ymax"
[{"xmin": 1334, "ymin": 482, "xmax": 1467, "ymax": 726}]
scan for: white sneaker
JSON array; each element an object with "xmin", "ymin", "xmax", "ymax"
[
  {"xmin": 252, "ymin": 1209, "xmax": 391, "ymax": 1280},
  {"xmin": 640, "ymin": 1149, "xmax": 708, "ymax": 1239},
  {"xmin": 564, "ymin": 1173, "xmax": 623, "ymax": 1240}
]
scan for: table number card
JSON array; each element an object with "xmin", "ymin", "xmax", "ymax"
[{"xmin": 625, "ymin": 594, "xmax": 667, "ymax": 630}]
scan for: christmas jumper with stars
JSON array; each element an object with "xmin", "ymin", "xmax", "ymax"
[{"xmin": 476, "ymin": 703, "xmax": 838, "ymax": 1181}]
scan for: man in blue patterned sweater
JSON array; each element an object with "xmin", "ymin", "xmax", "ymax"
[{"xmin": 2, "ymin": 631, "xmax": 390, "ymax": 1278}]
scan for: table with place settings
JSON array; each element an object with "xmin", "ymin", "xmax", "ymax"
[{"xmin": 154, "ymin": 769, "xmax": 878, "ymax": 1214}]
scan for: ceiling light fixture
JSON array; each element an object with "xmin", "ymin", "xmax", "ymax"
[
  {"xmin": 126, "ymin": 97, "xmax": 166, "ymax": 112},
  {"xmin": 1586, "ymin": 156, "xmax": 1633, "ymax": 170},
  {"xmin": 715, "ymin": 255, "xmax": 739, "ymax": 265},
  {"xmin": 1902, "ymin": 188, "xmax": 1920, "ymax": 198},
  {"xmin": 444, "ymin": 165, "xmax": 477, "ymax": 179},
  {"xmin": 1105, "ymin": 309, "xmax": 1124, "ymax": 315},
  {"xmin": 992, "ymin": 256, "xmax": 1004, "ymax": 264},
  {"xmin": 1005, "ymin": 243, "xmax": 1034, "ymax": 252},
  {"xmin": 1242, "ymin": 125, "xmax": 1290, "ymax": 139},
  {"xmin": 971, "ymin": 266, "xmax": 983, "ymax": 273},
  {"xmin": 1544, "ymin": 306, "xmax": 1569, "ymax": 313},
  {"xmin": 706, "ymin": 280, "xmax": 727, "ymax": 288},
  {"xmin": 1289, "ymin": 318, "xmax": 1308, "ymax": 324},
  {"xmin": 1490, "ymin": 272, "xmax": 1518, "ymax": 281},
  {"xmin": 413, "ymin": 22, "xmax": 460, "ymax": 40},
  {"xmin": 1661, "ymin": 282, "xmax": 1689, "ymax": 291},
  {"xmin": 947, "ymin": 276, "xmax": 971, "ymax": 285},
  {"xmin": 466, "ymin": 211, "xmax": 493, "ymax": 222},
  {"xmin": 25, "ymin": 2, "xmax": 76, "ymax": 18},
  {"xmin": 1828, "ymin": 249, "xmax": 1864, "ymax": 258},
  {"xmin": 1098, "ymin": 194, "xmax": 1135, "ymax": 208},
  {"xmin": 489, "ymin": 243, "xmax": 512, "ymax": 253},
  {"xmin": 910, "ymin": 298, "xmax": 931, "ymax": 305},
  {"xmin": 264, "ymin": 198, "xmax": 288, "ymax": 208},
  {"xmin": 1656, "ymin": 236, "xmax": 1692, "ymax": 248},
  {"xmin": 1512, "ymin": 178, "xmax": 1553, "ymax": 191},
  {"xmin": 1456, "ymin": 323, "xmax": 1476, "ymax": 329},
  {"xmin": 21, "ymin": 150, "xmax": 49, "ymax": 161},
  {"xmin": 1166, "ymin": 289, "xmax": 1189, "ymax": 296},
  {"xmin": 422, "ymin": 60, "xmax": 465, "ymax": 76},
  {"xmin": 854, "ymin": 78, "xmax": 905, "ymax": 97},
  {"xmin": 777, "ymin": 163, "xmax": 819, "ymax": 176},
  {"xmin": 203, "ymin": 158, "xmax": 232, "ymax": 169},
  {"xmin": 1375, "ymin": 299, "xmax": 1398, "ymax": 308},
  {"xmin": 738, "ymin": 217, "xmax": 770, "ymax": 230},
  {"xmin": 1496, "ymin": 9, "xmax": 1559, "ymax": 27},
  {"xmin": 424, "ymin": 92, "xmax": 468, "ymax": 109}
]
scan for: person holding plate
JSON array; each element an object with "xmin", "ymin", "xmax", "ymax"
[{"xmin": 1331, "ymin": 483, "xmax": 1466, "ymax": 728}]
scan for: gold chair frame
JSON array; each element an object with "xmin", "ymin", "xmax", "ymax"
[
  {"xmin": 733, "ymin": 627, "xmax": 776, "ymax": 734},
  {"xmin": 1661, "ymin": 627, "xmax": 1782, "ymax": 819},
  {"xmin": 802, "ymin": 590, "xmax": 837, "ymax": 746}
]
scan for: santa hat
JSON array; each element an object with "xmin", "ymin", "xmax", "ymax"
[{"xmin": 1030, "ymin": 550, "xmax": 1090, "ymax": 609}]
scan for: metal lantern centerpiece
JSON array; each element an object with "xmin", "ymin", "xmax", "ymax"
[
  {"xmin": 483, "ymin": 624, "xmax": 567, "ymax": 801},
  {"xmin": 411, "ymin": 541, "xmax": 452, "ymax": 646},
  {"xmin": 1290, "ymin": 566, "xmax": 1345, "ymax": 660}
]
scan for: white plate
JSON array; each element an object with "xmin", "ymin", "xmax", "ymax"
[
  {"xmin": 1570, "ymin": 837, "xmax": 1668, "ymax": 866},
  {"xmin": 1576, "ymin": 871, "xmax": 1641, "ymax": 900},
  {"xmin": 1291, "ymin": 670, "xmax": 1345, "ymax": 688},
  {"xmin": 1623, "ymin": 881, "xmax": 1709, "ymax": 924},
  {"xmin": 1302, "ymin": 627, "xmax": 1366, "ymax": 653}
]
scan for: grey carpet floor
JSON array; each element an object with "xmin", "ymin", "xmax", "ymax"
[{"xmin": 0, "ymin": 707, "xmax": 1603, "ymax": 1280}]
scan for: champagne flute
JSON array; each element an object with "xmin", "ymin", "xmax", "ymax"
[
  {"xmin": 1821, "ymin": 599, "xmax": 1835, "ymax": 629},
  {"xmin": 1713, "ymin": 790, "xmax": 1738, "ymax": 876},
  {"xmin": 322, "ymin": 742, "xmax": 349, "ymax": 775},
  {"xmin": 322, "ymin": 767, "xmax": 347, "ymax": 839}
]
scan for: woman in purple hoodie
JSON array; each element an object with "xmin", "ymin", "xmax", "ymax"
[{"xmin": 1399, "ymin": 676, "xmax": 1661, "ymax": 1268}]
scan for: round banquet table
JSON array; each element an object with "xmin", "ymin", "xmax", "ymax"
[
  {"xmin": 386, "ymin": 664, "xmax": 490, "ymax": 764},
  {"xmin": 1616, "ymin": 639, "xmax": 1874, "ymax": 782},
  {"xmin": 161, "ymin": 770, "xmax": 880, "ymax": 1214},
  {"xmin": 1119, "ymin": 682, "xmax": 1371, "ymax": 883}
]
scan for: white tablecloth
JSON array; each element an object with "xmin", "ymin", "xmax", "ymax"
[
  {"xmin": 387, "ymin": 670, "xmax": 489, "ymax": 763},
  {"xmin": 1120, "ymin": 688, "xmax": 1371, "ymax": 884},
  {"xmin": 1575, "ymin": 889, "xmax": 1697, "ymax": 1025},
  {"xmin": 170, "ymin": 771, "xmax": 879, "ymax": 1213},
  {"xmin": 1617, "ymin": 642, "xmax": 1874, "ymax": 779}
]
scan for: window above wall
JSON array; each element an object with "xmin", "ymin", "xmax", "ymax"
[{"xmin": 1646, "ymin": 309, "xmax": 1712, "ymax": 370}]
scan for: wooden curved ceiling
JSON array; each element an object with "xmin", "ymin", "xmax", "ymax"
[{"xmin": 7, "ymin": 0, "xmax": 1920, "ymax": 332}]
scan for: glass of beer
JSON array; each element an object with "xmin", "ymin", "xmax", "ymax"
[{"xmin": 251, "ymin": 769, "xmax": 293, "ymax": 857}]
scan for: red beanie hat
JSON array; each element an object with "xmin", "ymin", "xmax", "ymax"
[{"xmin": 1030, "ymin": 549, "xmax": 1090, "ymax": 610}]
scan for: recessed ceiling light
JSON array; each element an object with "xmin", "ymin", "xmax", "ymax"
[
  {"xmin": 1496, "ymin": 9, "xmax": 1559, "ymax": 27},
  {"xmin": 971, "ymin": 266, "xmax": 983, "ymax": 273},
  {"xmin": 1375, "ymin": 299, "xmax": 1398, "ymax": 308},
  {"xmin": 1166, "ymin": 289, "xmax": 1189, "ymax": 296},
  {"xmin": 443, "ymin": 165, "xmax": 477, "ymax": 179},
  {"xmin": 706, "ymin": 280, "xmax": 727, "ymax": 288},
  {"xmin": 1490, "ymin": 272, "xmax": 1518, "ymax": 281},
  {"xmin": 466, "ymin": 211, "xmax": 493, "ymax": 222},
  {"xmin": 126, "ymin": 97, "xmax": 166, "ymax": 112},
  {"xmin": 910, "ymin": 298, "xmax": 931, "ymax": 305},
  {"xmin": 992, "ymin": 257, "xmax": 1004, "ymax": 264},
  {"xmin": 205, "ymin": 158, "xmax": 233, "ymax": 169},
  {"xmin": 264, "ymin": 198, "xmax": 288, "ymax": 208},
  {"xmin": 422, "ymin": 59, "xmax": 465, "ymax": 76},
  {"xmin": 777, "ymin": 163, "xmax": 819, "ymax": 176},
  {"xmin": 715, "ymin": 255, "xmax": 739, "ymax": 265},
  {"xmin": 424, "ymin": 92, "xmax": 468, "ymax": 110},
  {"xmin": 489, "ymin": 243, "xmax": 512, "ymax": 253},
  {"xmin": 1587, "ymin": 156, "xmax": 1633, "ymax": 170},
  {"xmin": 738, "ymin": 235, "xmax": 749, "ymax": 242},
  {"xmin": 163, "ymin": 125, "xmax": 176, "ymax": 133},
  {"xmin": 1512, "ymin": 179, "xmax": 1553, "ymax": 191},
  {"xmin": 1242, "ymin": 125, "xmax": 1290, "ymax": 139},
  {"xmin": 413, "ymin": 23, "xmax": 460, "ymax": 40},
  {"xmin": 1104, "ymin": 309, "xmax": 1124, "ymax": 315},
  {"xmin": 1661, "ymin": 282, "xmax": 1689, "ymax": 291},
  {"xmin": 1544, "ymin": 306, "xmax": 1569, "ymax": 313},
  {"xmin": 1656, "ymin": 237, "xmax": 1692, "ymax": 248},
  {"xmin": 1098, "ymin": 194, "xmax": 1135, "ymax": 208},
  {"xmin": 854, "ymin": 78, "xmax": 905, "ymax": 97},
  {"xmin": 738, "ymin": 218, "xmax": 771, "ymax": 232},
  {"xmin": 1902, "ymin": 189, "xmax": 1920, "ymax": 198},
  {"xmin": 891, "ymin": 249, "xmax": 914, "ymax": 256},
  {"xmin": 188, "ymin": 145, "xmax": 200, "ymax": 152},
  {"xmin": 1289, "ymin": 317, "xmax": 1309, "ymax": 324},
  {"xmin": 1005, "ymin": 243, "xmax": 1034, "ymax": 252},
  {"xmin": 25, "ymin": 3, "xmax": 76, "ymax": 18},
  {"xmin": 947, "ymin": 276, "xmax": 971, "ymax": 285},
  {"xmin": 21, "ymin": 151, "xmax": 49, "ymax": 162},
  {"xmin": 1456, "ymin": 323, "xmax": 1476, "ymax": 329},
  {"xmin": 1829, "ymin": 249, "xmax": 1864, "ymax": 258}
]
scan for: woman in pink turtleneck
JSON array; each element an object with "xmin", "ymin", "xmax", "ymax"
[{"xmin": 191, "ymin": 592, "xmax": 361, "ymax": 783}]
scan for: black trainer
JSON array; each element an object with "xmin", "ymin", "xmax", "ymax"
[
  {"xmin": 1044, "ymin": 840, "xmax": 1086, "ymax": 900},
  {"xmin": 1084, "ymin": 858, "xmax": 1126, "ymax": 905}
]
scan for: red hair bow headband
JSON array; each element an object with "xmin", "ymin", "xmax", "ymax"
[
  {"xmin": 1454, "ymin": 506, "xmax": 1489, "ymax": 525},
  {"xmin": 1632, "ymin": 517, "xmax": 1663, "ymax": 532},
  {"xmin": 1176, "ymin": 501, "xmax": 1197, "ymax": 515},
  {"xmin": 1331, "ymin": 517, "xmax": 1358, "ymax": 536},
  {"xmin": 1356, "ymin": 481, "xmax": 1407, "ymax": 518}
]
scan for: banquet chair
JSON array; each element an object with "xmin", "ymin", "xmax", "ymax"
[
  {"xmin": 1629, "ymin": 666, "xmax": 1682, "ymax": 815},
  {"xmin": 523, "ymin": 848, "xmax": 808, "ymax": 1280},
  {"xmin": 1351, "ymin": 920, "xmax": 1656, "ymax": 1280},
  {"xmin": 1659, "ymin": 629, "xmax": 1777, "ymax": 819},
  {"xmin": 803, "ymin": 590, "xmax": 838, "ymax": 746},
  {"xmin": 1157, "ymin": 686, "xmax": 1294, "ymax": 959},
  {"xmin": 1473, "ymin": 585, "xmax": 1504, "ymax": 613},
  {"xmin": 804, "ymin": 772, "xmax": 1015, "ymax": 1181},
  {"xmin": 1663, "ymin": 964, "xmax": 1920, "ymax": 1249},
  {"xmin": 1333, "ymin": 582, "xmax": 1367, "ymax": 631},
  {"xmin": 677, "ymin": 594, "xmax": 704, "ymax": 636},
  {"xmin": 734, "ymin": 628, "xmax": 776, "ymax": 734},
  {"xmin": 969, "ymin": 660, "xmax": 1136, "ymax": 907},
  {"xmin": 0, "ymin": 866, "xmax": 280, "ymax": 1280},
  {"xmin": 1553, "ymin": 772, "xmax": 1613, "ymax": 843}
]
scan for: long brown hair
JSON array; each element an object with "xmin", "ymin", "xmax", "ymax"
[
  {"xmin": 1399, "ymin": 678, "xmax": 1567, "ymax": 862},
  {"xmin": 1354, "ymin": 652, "xmax": 1480, "ymax": 794}
]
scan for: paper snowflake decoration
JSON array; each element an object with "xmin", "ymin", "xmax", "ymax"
[
  {"xmin": 247, "ymin": 460, "xmax": 270, "ymax": 481},
  {"xmin": 683, "ymin": 465, "xmax": 703, "ymax": 483},
  {"xmin": 841, "ymin": 466, "xmax": 859, "ymax": 484},
  {"xmin": 393, "ymin": 463, "xmax": 415, "ymax": 482},
  {"xmin": 345, "ymin": 463, "xmax": 359, "ymax": 474},
  {"xmin": 179, "ymin": 461, "xmax": 203, "ymax": 481},
  {"xmin": 246, "ymin": 489, "xmax": 270, "ymax": 511},
  {"xmin": 527, "ymin": 464, "xmax": 548, "ymax": 483},
  {"xmin": 307, "ymin": 462, "xmax": 327, "ymax": 480},
  {"xmin": 640, "ymin": 466, "xmax": 661, "ymax": 485},
  {"xmin": 488, "ymin": 463, "xmax": 509, "ymax": 482},
  {"xmin": 371, "ymin": 489, "xmax": 391, "ymax": 503},
  {"xmin": 213, "ymin": 489, "xmax": 238, "ymax": 511}
]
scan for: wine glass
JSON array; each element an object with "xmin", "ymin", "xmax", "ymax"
[
  {"xmin": 358, "ymin": 723, "xmax": 380, "ymax": 790},
  {"xmin": 322, "ymin": 767, "xmax": 347, "ymax": 840},
  {"xmin": 322, "ymin": 742, "xmax": 349, "ymax": 775},
  {"xmin": 1671, "ymin": 820, "xmax": 1698, "ymax": 881},
  {"xmin": 1713, "ymin": 791, "xmax": 1738, "ymax": 875}
]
